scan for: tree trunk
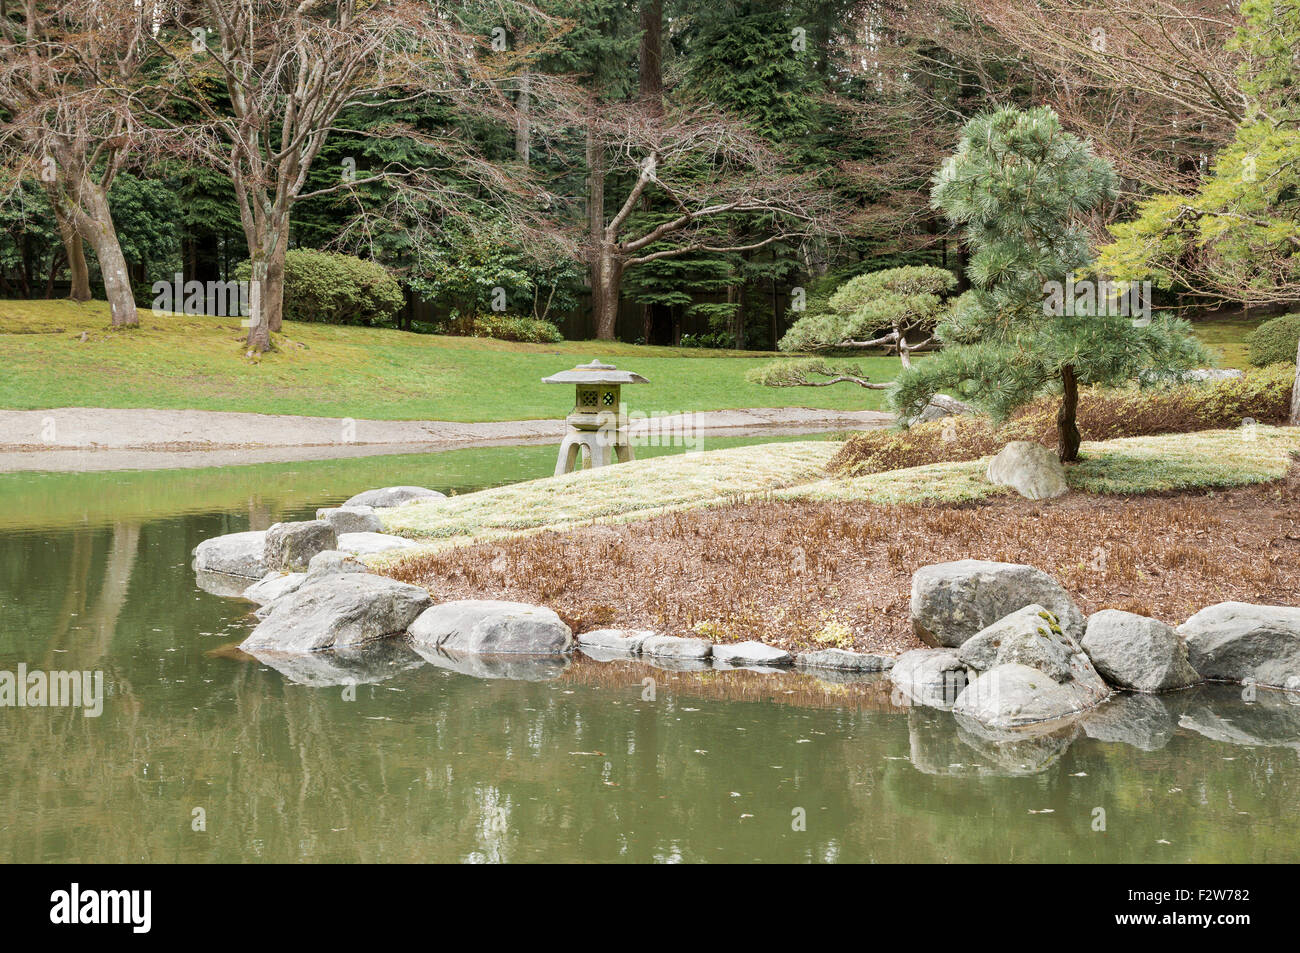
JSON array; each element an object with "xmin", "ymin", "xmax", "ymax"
[
  {"xmin": 639, "ymin": 0, "xmax": 663, "ymax": 114},
  {"xmin": 245, "ymin": 217, "xmax": 289, "ymax": 351},
  {"xmin": 587, "ymin": 123, "xmax": 618, "ymax": 340},
  {"xmin": 49, "ymin": 201, "xmax": 92, "ymax": 302},
  {"xmin": 592, "ymin": 248, "xmax": 622, "ymax": 341},
  {"xmin": 1290, "ymin": 336, "xmax": 1300, "ymax": 426},
  {"xmin": 73, "ymin": 183, "xmax": 137, "ymax": 327},
  {"xmin": 515, "ymin": 69, "xmax": 531, "ymax": 166},
  {"xmin": 1058, "ymin": 364, "xmax": 1082, "ymax": 462}
]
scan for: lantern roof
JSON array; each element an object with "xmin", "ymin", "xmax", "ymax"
[{"xmin": 542, "ymin": 359, "xmax": 649, "ymax": 385}]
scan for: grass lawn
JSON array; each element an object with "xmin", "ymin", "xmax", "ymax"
[
  {"xmin": 1189, "ymin": 313, "xmax": 1266, "ymax": 369},
  {"xmin": 0, "ymin": 299, "xmax": 899, "ymax": 420},
  {"xmin": 374, "ymin": 426, "xmax": 1300, "ymax": 562}
]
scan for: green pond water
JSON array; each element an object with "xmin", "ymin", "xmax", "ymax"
[{"xmin": 2, "ymin": 437, "xmax": 1300, "ymax": 863}]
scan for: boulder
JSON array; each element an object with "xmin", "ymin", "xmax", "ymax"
[
  {"xmin": 335, "ymin": 532, "xmax": 420, "ymax": 556},
  {"xmin": 343, "ymin": 486, "xmax": 446, "ymax": 508},
  {"xmin": 242, "ymin": 571, "xmax": 307, "ymax": 606},
  {"xmin": 1082, "ymin": 609, "xmax": 1202, "ymax": 692},
  {"xmin": 795, "ymin": 648, "xmax": 895, "ymax": 673},
  {"xmin": 986, "ymin": 441, "xmax": 1068, "ymax": 500},
  {"xmin": 910, "ymin": 393, "xmax": 974, "ymax": 426},
  {"xmin": 640, "ymin": 634, "xmax": 713, "ymax": 660},
  {"xmin": 890, "ymin": 648, "xmax": 970, "ymax": 710},
  {"xmin": 958, "ymin": 604, "xmax": 1079, "ymax": 683},
  {"xmin": 408, "ymin": 600, "xmax": 573, "ymax": 655},
  {"xmin": 576, "ymin": 629, "xmax": 655, "ymax": 655},
  {"xmin": 264, "ymin": 520, "xmax": 337, "ymax": 572},
  {"xmin": 193, "ymin": 530, "xmax": 267, "ymax": 579},
  {"xmin": 1181, "ymin": 368, "xmax": 1244, "ymax": 383},
  {"xmin": 1179, "ymin": 602, "xmax": 1300, "ymax": 692},
  {"xmin": 240, "ymin": 574, "xmax": 432, "ymax": 654},
  {"xmin": 195, "ymin": 569, "xmax": 257, "ymax": 598},
  {"xmin": 710, "ymin": 641, "xmax": 793, "ymax": 667},
  {"xmin": 307, "ymin": 549, "xmax": 368, "ymax": 577},
  {"xmin": 952, "ymin": 659, "xmax": 1109, "ymax": 729},
  {"xmin": 316, "ymin": 505, "xmax": 383, "ymax": 534},
  {"xmin": 911, "ymin": 560, "xmax": 1085, "ymax": 648}
]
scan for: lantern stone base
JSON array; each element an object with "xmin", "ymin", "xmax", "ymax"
[{"xmin": 555, "ymin": 430, "xmax": 634, "ymax": 476}]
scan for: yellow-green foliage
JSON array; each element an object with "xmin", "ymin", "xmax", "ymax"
[
  {"xmin": 828, "ymin": 365, "xmax": 1295, "ymax": 477},
  {"xmin": 378, "ymin": 440, "xmax": 838, "ymax": 549},
  {"xmin": 373, "ymin": 428, "xmax": 1300, "ymax": 572}
]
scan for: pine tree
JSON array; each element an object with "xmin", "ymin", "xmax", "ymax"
[{"xmin": 892, "ymin": 106, "xmax": 1207, "ymax": 462}]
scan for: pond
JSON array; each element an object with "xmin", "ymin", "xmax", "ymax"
[{"xmin": 2, "ymin": 438, "xmax": 1299, "ymax": 863}]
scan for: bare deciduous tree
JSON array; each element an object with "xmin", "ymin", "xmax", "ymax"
[
  {"xmin": 0, "ymin": 0, "xmax": 155, "ymax": 324},
  {"xmin": 150, "ymin": 0, "xmax": 550, "ymax": 352},
  {"xmin": 561, "ymin": 102, "xmax": 841, "ymax": 340}
]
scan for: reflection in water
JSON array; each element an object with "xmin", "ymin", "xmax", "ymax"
[{"xmin": 3, "ymin": 481, "xmax": 1300, "ymax": 862}]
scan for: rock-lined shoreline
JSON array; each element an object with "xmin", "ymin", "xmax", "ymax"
[{"xmin": 194, "ymin": 488, "xmax": 1300, "ymax": 740}]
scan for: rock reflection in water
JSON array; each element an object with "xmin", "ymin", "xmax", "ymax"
[
  {"xmin": 247, "ymin": 640, "xmax": 426, "ymax": 687},
  {"xmin": 1179, "ymin": 684, "xmax": 1300, "ymax": 753},
  {"xmin": 195, "ymin": 569, "xmax": 257, "ymax": 599},
  {"xmin": 906, "ymin": 706, "xmax": 1076, "ymax": 777},
  {"xmin": 1082, "ymin": 692, "xmax": 1180, "ymax": 751},
  {"xmin": 412, "ymin": 643, "xmax": 571, "ymax": 681}
]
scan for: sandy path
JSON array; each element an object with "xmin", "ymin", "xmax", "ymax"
[{"xmin": 0, "ymin": 406, "xmax": 891, "ymax": 472}]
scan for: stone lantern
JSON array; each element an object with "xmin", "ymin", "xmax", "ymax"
[{"xmin": 543, "ymin": 359, "xmax": 649, "ymax": 476}]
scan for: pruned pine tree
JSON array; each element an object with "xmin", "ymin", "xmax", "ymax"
[
  {"xmin": 892, "ymin": 106, "xmax": 1207, "ymax": 462},
  {"xmin": 779, "ymin": 265, "xmax": 957, "ymax": 368}
]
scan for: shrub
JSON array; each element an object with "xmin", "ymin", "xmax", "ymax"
[
  {"xmin": 236, "ymin": 250, "xmax": 403, "ymax": 326},
  {"xmin": 438, "ymin": 313, "xmax": 563, "ymax": 344},
  {"xmin": 828, "ymin": 364, "xmax": 1296, "ymax": 476},
  {"xmin": 1247, "ymin": 313, "xmax": 1300, "ymax": 367}
]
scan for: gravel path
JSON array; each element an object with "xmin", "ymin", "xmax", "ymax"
[{"xmin": 0, "ymin": 406, "xmax": 892, "ymax": 472}]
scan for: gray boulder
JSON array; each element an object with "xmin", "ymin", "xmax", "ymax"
[
  {"xmin": 911, "ymin": 560, "xmax": 1085, "ymax": 648},
  {"xmin": 576, "ymin": 629, "xmax": 655, "ymax": 655},
  {"xmin": 242, "ymin": 571, "xmax": 307, "ymax": 606},
  {"xmin": 264, "ymin": 520, "xmax": 337, "ymax": 572},
  {"xmin": 640, "ymin": 634, "xmax": 713, "ymax": 660},
  {"xmin": 335, "ymin": 531, "xmax": 420, "ymax": 556},
  {"xmin": 710, "ymin": 641, "xmax": 793, "ymax": 667},
  {"xmin": 316, "ymin": 505, "xmax": 383, "ymax": 534},
  {"xmin": 795, "ymin": 648, "xmax": 894, "ymax": 673},
  {"xmin": 890, "ymin": 648, "xmax": 970, "ymax": 710},
  {"xmin": 195, "ymin": 569, "xmax": 255, "ymax": 598},
  {"xmin": 306, "ymin": 549, "xmax": 368, "ymax": 577},
  {"xmin": 958, "ymin": 604, "xmax": 1079, "ymax": 682},
  {"xmin": 240, "ymin": 573, "xmax": 432, "ymax": 654},
  {"xmin": 193, "ymin": 530, "xmax": 267, "ymax": 579},
  {"xmin": 408, "ymin": 600, "xmax": 573, "ymax": 655},
  {"xmin": 1083, "ymin": 609, "xmax": 1202, "ymax": 692},
  {"xmin": 986, "ymin": 441, "xmax": 1068, "ymax": 500},
  {"xmin": 1179, "ymin": 602, "xmax": 1300, "ymax": 692},
  {"xmin": 910, "ymin": 393, "xmax": 974, "ymax": 426},
  {"xmin": 952, "ymin": 658, "xmax": 1110, "ymax": 729},
  {"xmin": 344, "ymin": 486, "xmax": 446, "ymax": 508}
]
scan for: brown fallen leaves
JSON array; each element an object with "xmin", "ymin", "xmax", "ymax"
[{"xmin": 387, "ymin": 469, "xmax": 1300, "ymax": 655}]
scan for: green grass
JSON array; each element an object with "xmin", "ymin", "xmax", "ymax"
[
  {"xmin": 372, "ymin": 427, "xmax": 1300, "ymax": 562},
  {"xmin": 378, "ymin": 440, "xmax": 838, "ymax": 549},
  {"xmin": 0, "ymin": 299, "xmax": 898, "ymax": 419},
  {"xmin": 1190, "ymin": 314, "xmax": 1267, "ymax": 370}
]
